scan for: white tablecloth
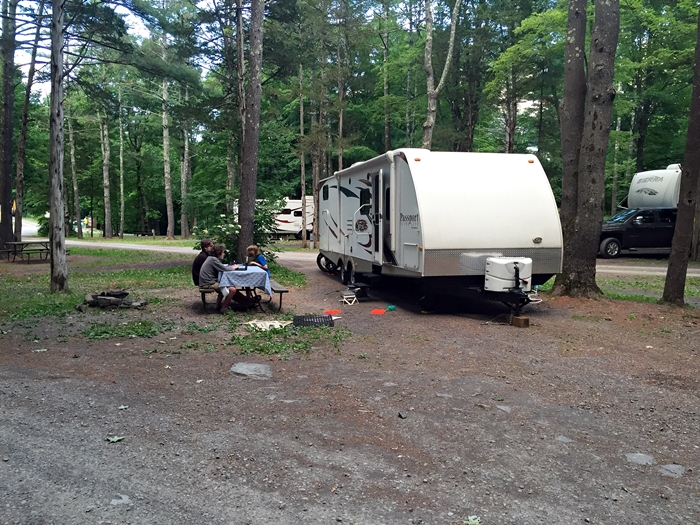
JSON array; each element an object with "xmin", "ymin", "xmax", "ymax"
[{"xmin": 218, "ymin": 266, "xmax": 272, "ymax": 296}]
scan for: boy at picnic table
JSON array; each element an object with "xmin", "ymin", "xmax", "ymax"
[
  {"xmin": 246, "ymin": 245, "xmax": 270, "ymax": 276},
  {"xmin": 199, "ymin": 244, "xmax": 258, "ymax": 313}
]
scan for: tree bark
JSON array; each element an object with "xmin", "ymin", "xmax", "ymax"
[
  {"xmin": 661, "ymin": 8, "xmax": 700, "ymax": 305},
  {"xmin": 66, "ymin": 105, "xmax": 82, "ymax": 238},
  {"xmin": 237, "ymin": 0, "xmax": 264, "ymax": 262},
  {"xmin": 162, "ymin": 74, "xmax": 175, "ymax": 239},
  {"xmin": 98, "ymin": 110, "xmax": 113, "ymax": 238},
  {"xmin": 236, "ymin": 0, "xmax": 246, "ymax": 147},
  {"xmin": 118, "ymin": 87, "xmax": 125, "ymax": 239},
  {"xmin": 611, "ymin": 115, "xmax": 621, "ymax": 215},
  {"xmin": 421, "ymin": 0, "xmax": 462, "ymax": 150},
  {"xmin": 555, "ymin": 0, "xmax": 620, "ymax": 297},
  {"xmin": 226, "ymin": 134, "xmax": 236, "ymax": 214},
  {"xmin": 13, "ymin": 0, "xmax": 44, "ymax": 242},
  {"xmin": 49, "ymin": 0, "xmax": 68, "ymax": 292},
  {"xmin": 180, "ymin": 91, "xmax": 191, "ymax": 239},
  {"xmin": 300, "ymin": 63, "xmax": 309, "ymax": 249},
  {"xmin": 383, "ymin": 0, "xmax": 391, "ymax": 152},
  {"xmin": 552, "ymin": 0, "xmax": 587, "ymax": 296},
  {"xmin": 0, "ymin": 0, "xmax": 18, "ymax": 244}
]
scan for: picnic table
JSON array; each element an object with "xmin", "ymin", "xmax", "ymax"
[
  {"xmin": 2, "ymin": 240, "xmax": 50, "ymax": 262},
  {"xmin": 218, "ymin": 265, "xmax": 272, "ymax": 297}
]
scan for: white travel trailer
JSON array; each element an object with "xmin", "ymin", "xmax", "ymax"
[
  {"xmin": 317, "ymin": 149, "xmax": 563, "ymax": 313},
  {"xmin": 626, "ymin": 164, "xmax": 681, "ymax": 208},
  {"xmin": 274, "ymin": 197, "xmax": 314, "ymax": 238}
]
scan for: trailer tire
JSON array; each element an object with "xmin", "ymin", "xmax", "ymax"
[
  {"xmin": 340, "ymin": 263, "xmax": 349, "ymax": 285},
  {"xmin": 346, "ymin": 263, "xmax": 356, "ymax": 286},
  {"xmin": 600, "ymin": 237, "xmax": 621, "ymax": 259},
  {"xmin": 317, "ymin": 253, "xmax": 332, "ymax": 273}
]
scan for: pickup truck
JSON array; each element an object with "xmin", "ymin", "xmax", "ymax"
[{"xmin": 599, "ymin": 207, "xmax": 677, "ymax": 258}]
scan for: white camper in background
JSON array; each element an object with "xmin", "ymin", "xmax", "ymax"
[
  {"xmin": 274, "ymin": 196, "xmax": 314, "ymax": 239},
  {"xmin": 626, "ymin": 164, "xmax": 681, "ymax": 208},
  {"xmin": 317, "ymin": 148, "xmax": 563, "ymax": 313}
]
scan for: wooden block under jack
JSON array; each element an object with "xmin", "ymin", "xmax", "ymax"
[{"xmin": 511, "ymin": 315, "xmax": 529, "ymax": 328}]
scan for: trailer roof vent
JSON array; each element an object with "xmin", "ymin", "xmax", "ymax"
[{"xmin": 666, "ymin": 164, "xmax": 681, "ymax": 170}]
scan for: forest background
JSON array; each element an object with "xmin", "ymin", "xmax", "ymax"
[{"xmin": 0, "ymin": 0, "xmax": 697, "ymax": 241}]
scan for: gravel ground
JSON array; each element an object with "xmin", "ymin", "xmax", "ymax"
[{"xmin": 1, "ymin": 252, "xmax": 699, "ymax": 525}]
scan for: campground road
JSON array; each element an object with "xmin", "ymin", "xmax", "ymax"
[{"xmin": 60, "ymin": 239, "xmax": 700, "ymax": 277}]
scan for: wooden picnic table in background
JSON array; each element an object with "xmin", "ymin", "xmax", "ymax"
[{"xmin": 2, "ymin": 240, "xmax": 51, "ymax": 262}]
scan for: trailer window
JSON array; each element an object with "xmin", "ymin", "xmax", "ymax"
[
  {"xmin": 280, "ymin": 209, "xmax": 291, "ymax": 215},
  {"xmin": 322, "ymin": 185, "xmax": 329, "ymax": 201},
  {"xmin": 293, "ymin": 211, "xmax": 302, "ymax": 217},
  {"xmin": 360, "ymin": 188, "xmax": 371, "ymax": 216}
]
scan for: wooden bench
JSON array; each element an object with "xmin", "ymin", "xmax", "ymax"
[
  {"xmin": 259, "ymin": 279, "xmax": 289, "ymax": 311},
  {"xmin": 0, "ymin": 249, "xmax": 12, "ymax": 261},
  {"xmin": 17, "ymin": 248, "xmax": 50, "ymax": 262},
  {"xmin": 198, "ymin": 286, "xmax": 218, "ymax": 309}
]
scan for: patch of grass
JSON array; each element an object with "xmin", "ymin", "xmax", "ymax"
[
  {"xmin": 181, "ymin": 322, "xmax": 220, "ymax": 334},
  {"xmin": 604, "ymin": 292, "xmax": 660, "ymax": 304},
  {"xmin": 269, "ymin": 260, "xmax": 306, "ymax": 288},
  {"xmin": 231, "ymin": 325, "xmax": 351, "ymax": 356},
  {"xmin": 81, "ymin": 319, "xmax": 175, "ymax": 340},
  {"xmin": 68, "ymin": 247, "xmax": 193, "ymax": 266}
]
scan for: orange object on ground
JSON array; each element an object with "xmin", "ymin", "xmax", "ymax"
[
  {"xmin": 370, "ymin": 309, "xmax": 386, "ymax": 315},
  {"xmin": 324, "ymin": 309, "xmax": 342, "ymax": 315}
]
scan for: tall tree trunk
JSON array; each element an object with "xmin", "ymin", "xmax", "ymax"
[
  {"xmin": 118, "ymin": 87, "xmax": 125, "ymax": 239},
  {"xmin": 556, "ymin": 0, "xmax": 620, "ymax": 297},
  {"xmin": 136, "ymin": 155, "xmax": 148, "ymax": 232},
  {"xmin": 14, "ymin": 0, "xmax": 44, "ymax": 242},
  {"xmin": 236, "ymin": 0, "xmax": 246, "ymax": 147},
  {"xmin": 503, "ymin": 69, "xmax": 517, "ymax": 153},
  {"xmin": 552, "ymin": 0, "xmax": 587, "ymax": 296},
  {"xmin": 66, "ymin": 105, "xmax": 82, "ymax": 238},
  {"xmin": 180, "ymin": 87, "xmax": 190, "ymax": 239},
  {"xmin": 0, "ymin": 0, "xmax": 18, "ymax": 244},
  {"xmin": 611, "ymin": 115, "xmax": 621, "ymax": 215},
  {"xmin": 49, "ymin": 0, "xmax": 68, "ymax": 292},
  {"xmin": 98, "ymin": 110, "xmax": 113, "ymax": 238},
  {"xmin": 421, "ymin": 0, "xmax": 462, "ymax": 150},
  {"xmin": 226, "ymin": 134, "xmax": 236, "ymax": 214},
  {"xmin": 300, "ymin": 64, "xmax": 309, "ymax": 249},
  {"xmin": 162, "ymin": 74, "xmax": 174, "ymax": 239},
  {"xmin": 661, "ymin": 8, "xmax": 700, "ymax": 305},
  {"xmin": 237, "ymin": 0, "xmax": 264, "ymax": 262},
  {"xmin": 383, "ymin": 0, "xmax": 391, "ymax": 151}
]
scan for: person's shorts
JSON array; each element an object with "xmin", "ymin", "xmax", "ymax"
[{"xmin": 206, "ymin": 282, "xmax": 228, "ymax": 296}]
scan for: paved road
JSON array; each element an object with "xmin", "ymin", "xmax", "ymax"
[{"xmin": 33, "ymin": 239, "xmax": 700, "ymax": 278}]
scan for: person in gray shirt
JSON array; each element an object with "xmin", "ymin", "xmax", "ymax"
[{"xmin": 199, "ymin": 244, "xmax": 255, "ymax": 312}]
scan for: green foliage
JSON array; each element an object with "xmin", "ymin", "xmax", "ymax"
[
  {"xmin": 81, "ymin": 319, "xmax": 174, "ymax": 339},
  {"xmin": 190, "ymin": 198, "xmax": 284, "ymax": 262},
  {"xmin": 231, "ymin": 325, "xmax": 351, "ymax": 356}
]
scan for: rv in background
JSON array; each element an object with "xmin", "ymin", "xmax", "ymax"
[
  {"xmin": 624, "ymin": 164, "xmax": 681, "ymax": 208},
  {"xmin": 316, "ymin": 148, "xmax": 563, "ymax": 314},
  {"xmin": 274, "ymin": 197, "xmax": 314, "ymax": 239}
]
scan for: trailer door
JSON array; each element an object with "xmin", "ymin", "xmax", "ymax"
[{"xmin": 373, "ymin": 170, "xmax": 383, "ymax": 265}]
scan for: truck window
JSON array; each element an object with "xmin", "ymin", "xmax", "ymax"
[
  {"xmin": 636, "ymin": 211, "xmax": 654, "ymax": 223},
  {"xmin": 658, "ymin": 209, "xmax": 677, "ymax": 223}
]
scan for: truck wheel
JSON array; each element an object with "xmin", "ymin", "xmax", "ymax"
[{"xmin": 600, "ymin": 237, "xmax": 621, "ymax": 259}]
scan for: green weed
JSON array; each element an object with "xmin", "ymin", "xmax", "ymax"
[
  {"xmin": 231, "ymin": 325, "xmax": 351, "ymax": 356},
  {"xmin": 81, "ymin": 319, "xmax": 174, "ymax": 340}
]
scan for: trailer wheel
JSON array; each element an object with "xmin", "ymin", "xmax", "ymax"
[
  {"xmin": 340, "ymin": 262, "xmax": 355, "ymax": 285},
  {"xmin": 600, "ymin": 237, "xmax": 621, "ymax": 259},
  {"xmin": 316, "ymin": 254, "xmax": 337, "ymax": 273}
]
